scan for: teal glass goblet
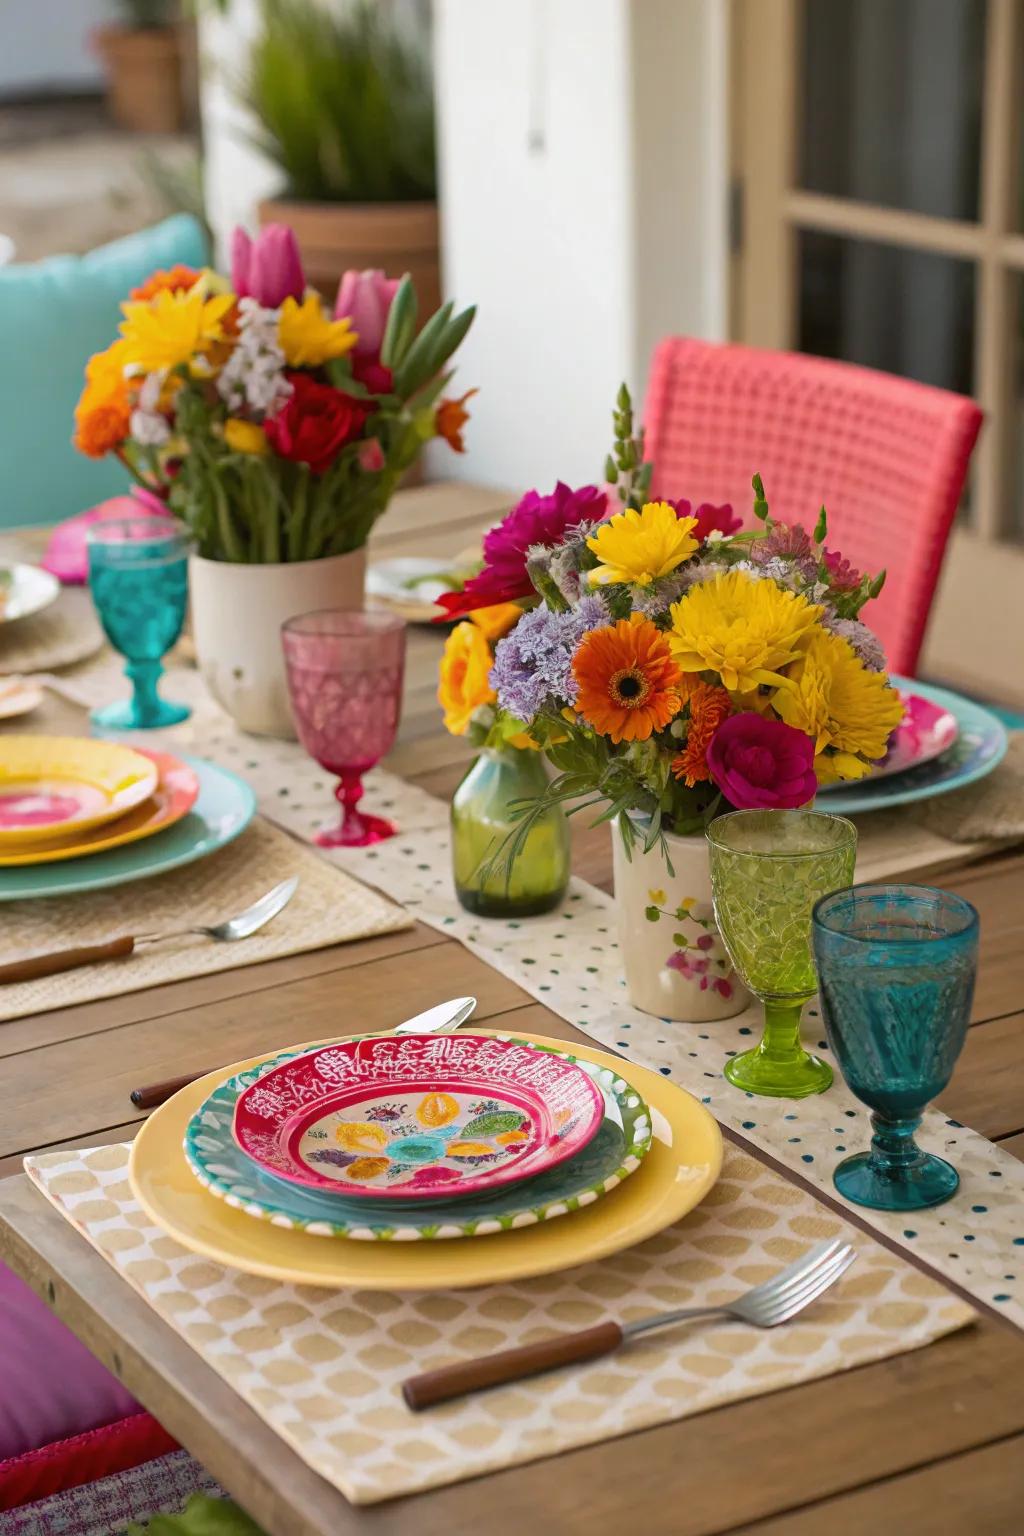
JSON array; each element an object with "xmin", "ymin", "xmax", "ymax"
[
  {"xmin": 707, "ymin": 809, "xmax": 857, "ymax": 1099},
  {"xmin": 87, "ymin": 516, "xmax": 191, "ymax": 730},
  {"xmin": 812, "ymin": 883, "xmax": 978, "ymax": 1210}
]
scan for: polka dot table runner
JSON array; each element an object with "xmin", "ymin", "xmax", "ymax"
[
  {"xmin": 25, "ymin": 1141, "xmax": 972, "ymax": 1506},
  {"xmin": 46, "ymin": 662, "xmax": 1024, "ymax": 1327}
]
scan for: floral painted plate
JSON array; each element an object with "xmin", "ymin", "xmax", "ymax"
[
  {"xmin": 0, "ymin": 749, "xmax": 198, "ymax": 866},
  {"xmin": 232, "ymin": 1033, "xmax": 605, "ymax": 1201},
  {"xmin": 0, "ymin": 736, "xmax": 158, "ymax": 847},
  {"xmin": 817, "ymin": 678, "xmax": 1008, "ymax": 817},
  {"xmin": 186, "ymin": 1038, "xmax": 653, "ymax": 1241}
]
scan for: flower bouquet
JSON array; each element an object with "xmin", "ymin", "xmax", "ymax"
[
  {"xmin": 74, "ymin": 224, "xmax": 476, "ymax": 733},
  {"xmin": 436, "ymin": 386, "xmax": 903, "ymax": 1020}
]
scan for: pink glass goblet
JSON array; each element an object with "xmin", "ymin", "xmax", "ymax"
[{"xmin": 282, "ymin": 609, "xmax": 407, "ymax": 848}]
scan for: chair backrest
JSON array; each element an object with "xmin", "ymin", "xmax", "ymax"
[
  {"xmin": 643, "ymin": 338, "xmax": 982, "ymax": 676},
  {"xmin": 0, "ymin": 215, "xmax": 209, "ymax": 531}
]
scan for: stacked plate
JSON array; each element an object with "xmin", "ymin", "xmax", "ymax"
[
  {"xmin": 819, "ymin": 677, "xmax": 1007, "ymax": 816},
  {"xmin": 129, "ymin": 1029, "xmax": 724, "ymax": 1290},
  {"xmin": 0, "ymin": 736, "xmax": 255, "ymax": 900}
]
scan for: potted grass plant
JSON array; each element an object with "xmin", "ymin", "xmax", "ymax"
[
  {"xmin": 73, "ymin": 226, "xmax": 476, "ymax": 736},
  {"xmin": 94, "ymin": 0, "xmax": 186, "ymax": 134},
  {"xmin": 244, "ymin": 0, "xmax": 439, "ymax": 311}
]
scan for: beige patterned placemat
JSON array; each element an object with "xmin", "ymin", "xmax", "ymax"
[
  {"xmin": 0, "ymin": 817, "xmax": 411, "ymax": 1022},
  {"xmin": 0, "ymin": 586, "xmax": 104, "ymax": 674},
  {"xmin": 26, "ymin": 1140, "xmax": 973, "ymax": 1506}
]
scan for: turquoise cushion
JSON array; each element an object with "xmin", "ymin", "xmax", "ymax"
[{"xmin": 0, "ymin": 215, "xmax": 209, "ymax": 529}]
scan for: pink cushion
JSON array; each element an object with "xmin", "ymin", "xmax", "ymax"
[
  {"xmin": 41, "ymin": 485, "xmax": 167, "ymax": 585},
  {"xmin": 0, "ymin": 1262, "xmax": 139, "ymax": 1462}
]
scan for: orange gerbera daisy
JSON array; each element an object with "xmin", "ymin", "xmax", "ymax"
[
  {"xmin": 671, "ymin": 681, "xmax": 733, "ymax": 786},
  {"xmin": 572, "ymin": 614, "xmax": 682, "ymax": 744},
  {"xmin": 129, "ymin": 264, "xmax": 201, "ymax": 302}
]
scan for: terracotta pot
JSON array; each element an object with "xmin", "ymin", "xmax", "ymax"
[
  {"xmin": 94, "ymin": 25, "xmax": 184, "ymax": 134},
  {"xmin": 258, "ymin": 198, "xmax": 441, "ymax": 316},
  {"xmin": 189, "ymin": 547, "xmax": 367, "ymax": 738},
  {"xmin": 611, "ymin": 816, "xmax": 750, "ymax": 1023}
]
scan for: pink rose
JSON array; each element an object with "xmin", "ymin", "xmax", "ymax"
[
  {"xmin": 231, "ymin": 224, "xmax": 305, "ymax": 308},
  {"xmin": 706, "ymin": 713, "xmax": 818, "ymax": 810},
  {"xmin": 334, "ymin": 268, "xmax": 401, "ymax": 357}
]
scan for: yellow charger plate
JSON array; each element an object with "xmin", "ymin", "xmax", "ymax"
[
  {"xmin": 129, "ymin": 1031, "xmax": 723, "ymax": 1290},
  {"xmin": 0, "ymin": 737, "xmax": 158, "ymax": 847}
]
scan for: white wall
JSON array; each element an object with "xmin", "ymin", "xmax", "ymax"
[
  {"xmin": 198, "ymin": 0, "xmax": 730, "ymax": 490},
  {"xmin": 0, "ymin": 0, "xmax": 118, "ymax": 95},
  {"xmin": 434, "ymin": 0, "xmax": 729, "ymax": 491}
]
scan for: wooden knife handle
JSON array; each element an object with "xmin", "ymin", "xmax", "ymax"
[
  {"xmin": 130, "ymin": 1071, "xmax": 205, "ymax": 1110},
  {"xmin": 0, "ymin": 935, "xmax": 135, "ymax": 984},
  {"xmin": 402, "ymin": 1321, "xmax": 624, "ymax": 1411}
]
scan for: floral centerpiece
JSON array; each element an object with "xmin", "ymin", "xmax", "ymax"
[
  {"xmin": 74, "ymin": 224, "xmax": 476, "ymax": 734},
  {"xmin": 435, "ymin": 386, "xmax": 903, "ymax": 1020}
]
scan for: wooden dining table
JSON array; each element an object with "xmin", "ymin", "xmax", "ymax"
[{"xmin": 1, "ymin": 482, "xmax": 1023, "ymax": 1535}]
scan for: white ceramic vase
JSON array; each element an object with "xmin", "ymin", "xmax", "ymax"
[
  {"xmin": 611, "ymin": 815, "xmax": 750, "ymax": 1023},
  {"xmin": 189, "ymin": 547, "xmax": 367, "ymax": 738}
]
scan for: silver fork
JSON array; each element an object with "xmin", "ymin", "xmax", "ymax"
[{"xmin": 402, "ymin": 1238, "xmax": 857, "ymax": 1410}]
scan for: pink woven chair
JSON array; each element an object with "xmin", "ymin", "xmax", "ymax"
[{"xmin": 643, "ymin": 338, "xmax": 983, "ymax": 676}]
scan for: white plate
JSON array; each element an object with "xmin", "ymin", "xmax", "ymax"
[
  {"xmin": 365, "ymin": 557, "xmax": 459, "ymax": 623},
  {"xmin": 0, "ymin": 564, "xmax": 60, "ymax": 625}
]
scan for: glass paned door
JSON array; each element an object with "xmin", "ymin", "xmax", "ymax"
[{"xmin": 735, "ymin": 0, "xmax": 1024, "ymax": 705}]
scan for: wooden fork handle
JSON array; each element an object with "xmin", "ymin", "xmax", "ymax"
[
  {"xmin": 402, "ymin": 1321, "xmax": 624, "ymax": 1411},
  {"xmin": 0, "ymin": 935, "xmax": 135, "ymax": 984}
]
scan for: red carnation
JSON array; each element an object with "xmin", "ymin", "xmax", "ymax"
[{"xmin": 264, "ymin": 373, "xmax": 369, "ymax": 475}]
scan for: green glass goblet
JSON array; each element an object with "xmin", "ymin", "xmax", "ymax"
[{"xmin": 707, "ymin": 809, "xmax": 857, "ymax": 1099}]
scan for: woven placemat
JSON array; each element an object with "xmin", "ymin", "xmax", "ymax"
[
  {"xmin": 26, "ymin": 1139, "xmax": 973, "ymax": 1507},
  {"xmin": 0, "ymin": 817, "xmax": 411, "ymax": 1023}
]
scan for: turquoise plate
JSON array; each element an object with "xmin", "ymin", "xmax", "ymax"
[
  {"xmin": 817, "ymin": 678, "xmax": 1008, "ymax": 817},
  {"xmin": 0, "ymin": 753, "xmax": 255, "ymax": 900},
  {"xmin": 185, "ymin": 1037, "xmax": 654, "ymax": 1241}
]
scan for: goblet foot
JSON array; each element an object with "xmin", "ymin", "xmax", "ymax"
[
  {"xmin": 315, "ymin": 812, "xmax": 397, "ymax": 849},
  {"xmin": 833, "ymin": 1149, "xmax": 959, "ymax": 1211},
  {"xmin": 90, "ymin": 697, "xmax": 191, "ymax": 730},
  {"xmin": 724, "ymin": 1046, "xmax": 833, "ymax": 1099}
]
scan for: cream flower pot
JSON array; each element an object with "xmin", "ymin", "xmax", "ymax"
[
  {"xmin": 611, "ymin": 816, "xmax": 750, "ymax": 1023},
  {"xmin": 189, "ymin": 547, "xmax": 367, "ymax": 738}
]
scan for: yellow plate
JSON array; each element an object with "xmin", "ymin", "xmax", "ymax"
[
  {"xmin": 0, "ymin": 736, "xmax": 158, "ymax": 847},
  {"xmin": 129, "ymin": 1031, "xmax": 723, "ymax": 1290}
]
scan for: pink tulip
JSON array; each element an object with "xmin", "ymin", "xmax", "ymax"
[
  {"xmin": 230, "ymin": 225, "xmax": 306, "ymax": 308},
  {"xmin": 334, "ymin": 268, "xmax": 400, "ymax": 356}
]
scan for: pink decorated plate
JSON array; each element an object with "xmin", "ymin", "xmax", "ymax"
[
  {"xmin": 231, "ymin": 1033, "xmax": 606, "ymax": 1201},
  {"xmin": 820, "ymin": 688, "xmax": 959, "ymax": 791}
]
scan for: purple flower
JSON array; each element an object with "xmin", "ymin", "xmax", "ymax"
[
  {"xmin": 491, "ymin": 595, "xmax": 608, "ymax": 719},
  {"xmin": 436, "ymin": 483, "xmax": 607, "ymax": 621},
  {"xmin": 230, "ymin": 224, "xmax": 306, "ymax": 308},
  {"xmin": 706, "ymin": 713, "xmax": 818, "ymax": 810},
  {"xmin": 822, "ymin": 614, "xmax": 887, "ymax": 672}
]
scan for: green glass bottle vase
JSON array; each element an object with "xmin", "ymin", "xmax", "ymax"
[{"xmin": 451, "ymin": 746, "xmax": 570, "ymax": 918}]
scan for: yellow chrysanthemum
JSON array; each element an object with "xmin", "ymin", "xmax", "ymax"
[
  {"xmin": 277, "ymin": 295, "xmax": 357, "ymax": 367},
  {"xmin": 668, "ymin": 570, "xmax": 822, "ymax": 693},
  {"xmin": 587, "ymin": 501, "xmax": 699, "ymax": 587},
  {"xmin": 772, "ymin": 627, "xmax": 905, "ymax": 779},
  {"xmin": 468, "ymin": 602, "xmax": 522, "ymax": 642},
  {"xmin": 437, "ymin": 621, "xmax": 495, "ymax": 735},
  {"xmin": 118, "ymin": 288, "xmax": 235, "ymax": 374},
  {"xmin": 224, "ymin": 418, "xmax": 269, "ymax": 455}
]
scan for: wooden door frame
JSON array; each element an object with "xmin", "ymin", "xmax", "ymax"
[{"xmin": 731, "ymin": 0, "xmax": 1024, "ymax": 705}]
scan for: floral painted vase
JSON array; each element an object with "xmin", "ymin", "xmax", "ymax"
[
  {"xmin": 451, "ymin": 746, "xmax": 570, "ymax": 918},
  {"xmin": 611, "ymin": 815, "xmax": 750, "ymax": 1023}
]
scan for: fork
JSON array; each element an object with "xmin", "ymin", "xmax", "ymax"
[{"xmin": 402, "ymin": 1238, "xmax": 856, "ymax": 1410}]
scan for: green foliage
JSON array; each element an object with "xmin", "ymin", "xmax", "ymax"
[
  {"xmin": 242, "ymin": 0, "xmax": 436, "ymax": 203},
  {"xmin": 118, "ymin": 0, "xmax": 176, "ymax": 27},
  {"xmin": 607, "ymin": 383, "xmax": 651, "ymax": 512}
]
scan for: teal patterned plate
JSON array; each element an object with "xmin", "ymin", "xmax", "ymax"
[{"xmin": 184, "ymin": 1036, "xmax": 653, "ymax": 1241}]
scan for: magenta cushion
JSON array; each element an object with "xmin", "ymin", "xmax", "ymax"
[{"xmin": 0, "ymin": 1262, "xmax": 139, "ymax": 1461}]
